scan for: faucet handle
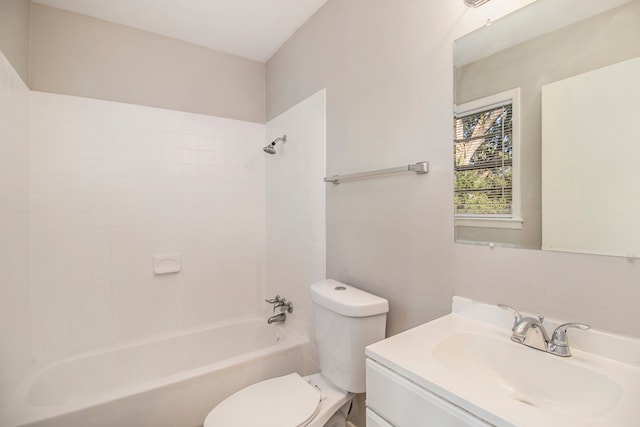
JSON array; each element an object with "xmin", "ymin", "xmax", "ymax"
[
  {"xmin": 498, "ymin": 304, "xmax": 523, "ymax": 326},
  {"xmin": 265, "ymin": 295, "xmax": 282, "ymax": 304},
  {"xmin": 551, "ymin": 322, "xmax": 590, "ymax": 347},
  {"xmin": 281, "ymin": 301, "xmax": 293, "ymax": 314},
  {"xmin": 272, "ymin": 297, "xmax": 288, "ymax": 313}
]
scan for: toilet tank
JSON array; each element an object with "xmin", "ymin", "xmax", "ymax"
[{"xmin": 310, "ymin": 280, "xmax": 388, "ymax": 393}]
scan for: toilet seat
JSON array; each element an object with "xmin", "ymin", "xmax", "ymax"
[{"xmin": 203, "ymin": 373, "xmax": 322, "ymax": 427}]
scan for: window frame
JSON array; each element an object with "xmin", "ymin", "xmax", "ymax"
[{"xmin": 454, "ymin": 88, "xmax": 522, "ymax": 229}]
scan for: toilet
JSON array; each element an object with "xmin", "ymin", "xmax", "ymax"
[{"xmin": 203, "ymin": 279, "xmax": 389, "ymax": 427}]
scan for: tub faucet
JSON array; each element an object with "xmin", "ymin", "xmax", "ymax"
[
  {"xmin": 265, "ymin": 295, "xmax": 293, "ymax": 324},
  {"xmin": 498, "ymin": 304, "xmax": 590, "ymax": 357},
  {"xmin": 267, "ymin": 313, "xmax": 286, "ymax": 324},
  {"xmin": 265, "ymin": 295, "xmax": 294, "ymax": 313}
]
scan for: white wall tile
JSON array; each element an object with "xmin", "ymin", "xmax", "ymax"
[
  {"xmin": 265, "ymin": 90, "xmax": 326, "ymax": 338},
  {"xmin": 30, "ymin": 92, "xmax": 266, "ymax": 360}
]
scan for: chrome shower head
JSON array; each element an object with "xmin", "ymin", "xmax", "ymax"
[{"xmin": 262, "ymin": 134, "xmax": 287, "ymax": 155}]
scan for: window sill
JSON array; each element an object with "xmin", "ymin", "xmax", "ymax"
[{"xmin": 455, "ymin": 217, "xmax": 523, "ymax": 230}]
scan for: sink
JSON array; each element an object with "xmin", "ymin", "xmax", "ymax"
[
  {"xmin": 432, "ymin": 333, "xmax": 621, "ymax": 417},
  {"xmin": 365, "ymin": 297, "xmax": 640, "ymax": 426}
]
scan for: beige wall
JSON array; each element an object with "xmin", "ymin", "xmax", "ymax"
[
  {"xmin": 455, "ymin": 1, "xmax": 640, "ymax": 249},
  {"xmin": 0, "ymin": 0, "xmax": 31, "ymax": 412},
  {"xmin": 29, "ymin": 4, "xmax": 265, "ymax": 123},
  {"xmin": 268, "ymin": 0, "xmax": 459, "ymax": 338},
  {"xmin": 0, "ymin": 51, "xmax": 31, "ymax": 413},
  {"xmin": 0, "ymin": 0, "xmax": 30, "ymax": 83},
  {"xmin": 266, "ymin": 0, "xmax": 640, "ymax": 339}
]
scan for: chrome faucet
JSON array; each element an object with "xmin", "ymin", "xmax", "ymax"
[
  {"xmin": 498, "ymin": 304, "xmax": 590, "ymax": 357},
  {"xmin": 265, "ymin": 295, "xmax": 293, "ymax": 314},
  {"xmin": 267, "ymin": 313, "xmax": 286, "ymax": 324},
  {"xmin": 265, "ymin": 295, "xmax": 293, "ymax": 324}
]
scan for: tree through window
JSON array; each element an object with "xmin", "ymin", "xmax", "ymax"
[{"xmin": 454, "ymin": 101, "xmax": 513, "ymax": 216}]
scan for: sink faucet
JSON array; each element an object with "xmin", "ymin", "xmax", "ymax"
[
  {"xmin": 511, "ymin": 315, "xmax": 550, "ymax": 348},
  {"xmin": 498, "ymin": 304, "xmax": 590, "ymax": 357}
]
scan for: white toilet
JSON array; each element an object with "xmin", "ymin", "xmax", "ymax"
[{"xmin": 203, "ymin": 279, "xmax": 389, "ymax": 427}]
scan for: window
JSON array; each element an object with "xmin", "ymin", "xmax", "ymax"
[{"xmin": 454, "ymin": 88, "xmax": 522, "ymax": 229}]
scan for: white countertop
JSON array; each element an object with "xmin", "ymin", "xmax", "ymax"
[{"xmin": 366, "ymin": 297, "xmax": 640, "ymax": 427}]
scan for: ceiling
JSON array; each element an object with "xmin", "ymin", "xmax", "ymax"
[{"xmin": 32, "ymin": 0, "xmax": 330, "ymax": 62}]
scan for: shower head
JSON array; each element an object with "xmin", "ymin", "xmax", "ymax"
[{"xmin": 262, "ymin": 134, "xmax": 287, "ymax": 155}]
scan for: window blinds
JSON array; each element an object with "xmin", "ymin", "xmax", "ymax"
[{"xmin": 454, "ymin": 102, "xmax": 513, "ymax": 216}]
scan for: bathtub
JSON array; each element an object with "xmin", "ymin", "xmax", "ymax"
[{"xmin": 1, "ymin": 318, "xmax": 311, "ymax": 427}]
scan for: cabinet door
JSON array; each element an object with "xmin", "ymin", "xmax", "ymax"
[
  {"xmin": 366, "ymin": 408, "xmax": 394, "ymax": 427},
  {"xmin": 366, "ymin": 359, "xmax": 492, "ymax": 427}
]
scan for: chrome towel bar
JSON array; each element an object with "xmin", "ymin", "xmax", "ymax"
[{"xmin": 324, "ymin": 161, "xmax": 429, "ymax": 184}]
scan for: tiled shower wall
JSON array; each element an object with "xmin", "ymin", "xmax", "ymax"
[
  {"xmin": 30, "ymin": 92, "xmax": 266, "ymax": 361},
  {"xmin": 265, "ymin": 90, "xmax": 326, "ymax": 341},
  {"xmin": 0, "ymin": 53, "xmax": 31, "ymax": 410}
]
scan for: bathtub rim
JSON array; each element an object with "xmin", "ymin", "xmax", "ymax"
[{"xmin": 1, "ymin": 317, "xmax": 310, "ymax": 427}]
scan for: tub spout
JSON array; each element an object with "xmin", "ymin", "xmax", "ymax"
[{"xmin": 267, "ymin": 313, "xmax": 286, "ymax": 324}]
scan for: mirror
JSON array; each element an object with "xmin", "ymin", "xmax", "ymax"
[{"xmin": 453, "ymin": 0, "xmax": 640, "ymax": 257}]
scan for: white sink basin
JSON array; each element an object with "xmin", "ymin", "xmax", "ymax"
[
  {"xmin": 432, "ymin": 333, "xmax": 621, "ymax": 417},
  {"xmin": 365, "ymin": 297, "xmax": 640, "ymax": 427}
]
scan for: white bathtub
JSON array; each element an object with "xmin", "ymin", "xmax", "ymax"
[{"xmin": 1, "ymin": 318, "xmax": 310, "ymax": 427}]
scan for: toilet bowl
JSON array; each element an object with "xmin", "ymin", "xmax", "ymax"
[
  {"xmin": 203, "ymin": 280, "xmax": 388, "ymax": 427},
  {"xmin": 203, "ymin": 373, "xmax": 353, "ymax": 427}
]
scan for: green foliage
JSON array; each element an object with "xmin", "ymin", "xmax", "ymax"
[
  {"xmin": 454, "ymin": 168, "xmax": 512, "ymax": 215},
  {"xmin": 454, "ymin": 105, "xmax": 513, "ymax": 216}
]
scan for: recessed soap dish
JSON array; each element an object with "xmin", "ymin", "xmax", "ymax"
[{"xmin": 153, "ymin": 253, "xmax": 181, "ymax": 274}]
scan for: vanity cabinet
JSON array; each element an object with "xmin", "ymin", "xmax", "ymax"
[
  {"xmin": 366, "ymin": 408, "xmax": 393, "ymax": 427},
  {"xmin": 365, "ymin": 358, "xmax": 491, "ymax": 427}
]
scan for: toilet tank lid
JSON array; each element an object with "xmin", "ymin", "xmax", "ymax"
[{"xmin": 310, "ymin": 280, "xmax": 389, "ymax": 317}]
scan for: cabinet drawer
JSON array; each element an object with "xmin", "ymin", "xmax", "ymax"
[
  {"xmin": 366, "ymin": 358, "xmax": 491, "ymax": 427},
  {"xmin": 366, "ymin": 408, "xmax": 394, "ymax": 427}
]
